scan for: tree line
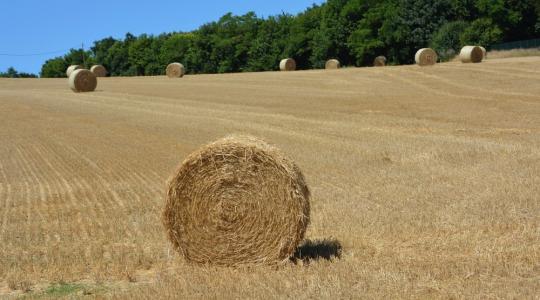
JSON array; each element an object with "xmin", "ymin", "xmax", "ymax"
[
  {"xmin": 0, "ymin": 67, "xmax": 38, "ymax": 78},
  {"xmin": 41, "ymin": 0, "xmax": 540, "ymax": 77}
]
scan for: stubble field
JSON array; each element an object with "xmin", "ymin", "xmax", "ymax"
[{"xmin": 0, "ymin": 56, "xmax": 539, "ymax": 298}]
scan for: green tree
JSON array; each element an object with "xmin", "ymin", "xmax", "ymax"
[
  {"xmin": 460, "ymin": 18, "xmax": 503, "ymax": 46},
  {"xmin": 431, "ymin": 20, "xmax": 469, "ymax": 61},
  {"xmin": 0, "ymin": 67, "xmax": 36, "ymax": 78},
  {"xmin": 393, "ymin": 0, "xmax": 454, "ymax": 63},
  {"xmin": 38, "ymin": 0, "xmax": 540, "ymax": 77},
  {"xmin": 186, "ymin": 25, "xmax": 216, "ymax": 74},
  {"xmin": 473, "ymin": 0, "xmax": 539, "ymax": 41},
  {"xmin": 285, "ymin": 5, "xmax": 323, "ymax": 69},
  {"xmin": 107, "ymin": 39, "xmax": 131, "ymax": 76},
  {"xmin": 348, "ymin": 1, "xmax": 398, "ymax": 65},
  {"xmin": 247, "ymin": 14, "xmax": 294, "ymax": 71},
  {"xmin": 63, "ymin": 48, "xmax": 93, "ymax": 69},
  {"xmin": 5, "ymin": 67, "xmax": 17, "ymax": 77},
  {"xmin": 160, "ymin": 33, "xmax": 193, "ymax": 70},
  {"xmin": 128, "ymin": 34, "xmax": 155, "ymax": 75},
  {"xmin": 41, "ymin": 57, "xmax": 68, "ymax": 78},
  {"xmin": 91, "ymin": 37, "xmax": 117, "ymax": 72}
]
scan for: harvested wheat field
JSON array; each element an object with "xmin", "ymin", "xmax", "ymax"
[{"xmin": 0, "ymin": 56, "xmax": 539, "ymax": 299}]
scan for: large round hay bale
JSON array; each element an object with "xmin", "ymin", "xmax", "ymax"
[
  {"xmin": 166, "ymin": 63, "xmax": 185, "ymax": 78},
  {"xmin": 279, "ymin": 58, "xmax": 296, "ymax": 71},
  {"xmin": 68, "ymin": 69, "xmax": 97, "ymax": 93},
  {"xmin": 415, "ymin": 48, "xmax": 438, "ymax": 66},
  {"xmin": 66, "ymin": 65, "xmax": 83, "ymax": 77},
  {"xmin": 479, "ymin": 46, "xmax": 487, "ymax": 60},
  {"xmin": 325, "ymin": 59, "xmax": 341, "ymax": 69},
  {"xmin": 90, "ymin": 65, "xmax": 107, "ymax": 77},
  {"xmin": 373, "ymin": 56, "xmax": 387, "ymax": 67},
  {"xmin": 163, "ymin": 135, "xmax": 310, "ymax": 266},
  {"xmin": 460, "ymin": 46, "xmax": 484, "ymax": 63}
]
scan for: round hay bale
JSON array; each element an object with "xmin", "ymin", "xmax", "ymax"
[
  {"xmin": 373, "ymin": 56, "xmax": 387, "ymax": 67},
  {"xmin": 163, "ymin": 135, "xmax": 310, "ymax": 266},
  {"xmin": 166, "ymin": 63, "xmax": 185, "ymax": 78},
  {"xmin": 279, "ymin": 58, "xmax": 296, "ymax": 71},
  {"xmin": 460, "ymin": 46, "xmax": 483, "ymax": 63},
  {"xmin": 69, "ymin": 69, "xmax": 97, "ymax": 93},
  {"xmin": 90, "ymin": 65, "xmax": 107, "ymax": 77},
  {"xmin": 325, "ymin": 59, "xmax": 341, "ymax": 69},
  {"xmin": 415, "ymin": 48, "xmax": 438, "ymax": 66},
  {"xmin": 66, "ymin": 65, "xmax": 83, "ymax": 77},
  {"xmin": 479, "ymin": 46, "xmax": 487, "ymax": 60}
]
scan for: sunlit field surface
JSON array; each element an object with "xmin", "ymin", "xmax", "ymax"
[{"xmin": 1, "ymin": 56, "xmax": 539, "ymax": 298}]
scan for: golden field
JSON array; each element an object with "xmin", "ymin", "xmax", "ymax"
[{"xmin": 0, "ymin": 56, "xmax": 539, "ymax": 298}]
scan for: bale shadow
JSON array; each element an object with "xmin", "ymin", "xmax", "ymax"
[{"xmin": 291, "ymin": 238, "xmax": 342, "ymax": 264}]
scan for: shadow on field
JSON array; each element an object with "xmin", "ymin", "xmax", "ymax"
[{"xmin": 291, "ymin": 238, "xmax": 342, "ymax": 264}]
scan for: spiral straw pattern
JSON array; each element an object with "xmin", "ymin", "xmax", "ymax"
[
  {"xmin": 280, "ymin": 58, "xmax": 296, "ymax": 71},
  {"xmin": 163, "ymin": 135, "xmax": 310, "ymax": 266},
  {"xmin": 69, "ymin": 69, "xmax": 97, "ymax": 93},
  {"xmin": 166, "ymin": 63, "xmax": 185, "ymax": 78}
]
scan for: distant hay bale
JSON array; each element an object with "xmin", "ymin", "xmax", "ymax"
[
  {"xmin": 460, "ymin": 46, "xmax": 484, "ymax": 63},
  {"xmin": 325, "ymin": 59, "xmax": 341, "ymax": 69},
  {"xmin": 280, "ymin": 58, "xmax": 296, "ymax": 71},
  {"xmin": 166, "ymin": 63, "xmax": 185, "ymax": 78},
  {"xmin": 479, "ymin": 46, "xmax": 487, "ymax": 59},
  {"xmin": 163, "ymin": 135, "xmax": 311, "ymax": 267},
  {"xmin": 415, "ymin": 48, "xmax": 438, "ymax": 66},
  {"xmin": 66, "ymin": 65, "xmax": 83, "ymax": 77},
  {"xmin": 373, "ymin": 56, "xmax": 387, "ymax": 67},
  {"xmin": 90, "ymin": 65, "xmax": 107, "ymax": 77},
  {"xmin": 69, "ymin": 69, "xmax": 97, "ymax": 93}
]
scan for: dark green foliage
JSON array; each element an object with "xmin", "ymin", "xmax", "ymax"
[
  {"xmin": 246, "ymin": 15, "xmax": 293, "ymax": 71},
  {"xmin": 310, "ymin": 0, "xmax": 356, "ymax": 68},
  {"xmin": 348, "ymin": 1, "xmax": 399, "ymax": 65},
  {"xmin": 107, "ymin": 38, "xmax": 132, "ymax": 76},
  {"xmin": 460, "ymin": 18, "xmax": 503, "ymax": 47},
  {"xmin": 40, "ymin": 0, "xmax": 539, "ymax": 77},
  {"xmin": 431, "ymin": 21, "xmax": 469, "ymax": 61},
  {"xmin": 40, "ymin": 47, "xmax": 93, "ymax": 77},
  {"xmin": 0, "ymin": 67, "xmax": 38, "ymax": 78},
  {"xmin": 91, "ymin": 36, "xmax": 116, "ymax": 74},
  {"xmin": 40, "ymin": 57, "xmax": 68, "ymax": 78},
  {"xmin": 63, "ymin": 48, "xmax": 93, "ymax": 68},
  {"xmin": 160, "ymin": 33, "xmax": 193, "ymax": 71}
]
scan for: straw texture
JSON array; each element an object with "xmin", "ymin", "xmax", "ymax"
[
  {"xmin": 479, "ymin": 46, "xmax": 487, "ymax": 59},
  {"xmin": 163, "ymin": 135, "xmax": 311, "ymax": 267},
  {"xmin": 373, "ymin": 56, "xmax": 387, "ymax": 67},
  {"xmin": 460, "ymin": 46, "xmax": 484, "ymax": 63},
  {"xmin": 90, "ymin": 65, "xmax": 107, "ymax": 77},
  {"xmin": 325, "ymin": 59, "xmax": 341, "ymax": 69},
  {"xmin": 166, "ymin": 63, "xmax": 185, "ymax": 78},
  {"xmin": 69, "ymin": 69, "xmax": 97, "ymax": 93},
  {"xmin": 66, "ymin": 65, "xmax": 83, "ymax": 77},
  {"xmin": 280, "ymin": 58, "xmax": 296, "ymax": 71},
  {"xmin": 415, "ymin": 48, "xmax": 438, "ymax": 66}
]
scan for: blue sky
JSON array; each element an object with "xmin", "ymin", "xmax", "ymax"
[{"xmin": 0, "ymin": 0, "xmax": 324, "ymax": 75}]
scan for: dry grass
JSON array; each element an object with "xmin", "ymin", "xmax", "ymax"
[
  {"xmin": 0, "ymin": 56, "xmax": 539, "ymax": 298},
  {"xmin": 487, "ymin": 48, "xmax": 540, "ymax": 59}
]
